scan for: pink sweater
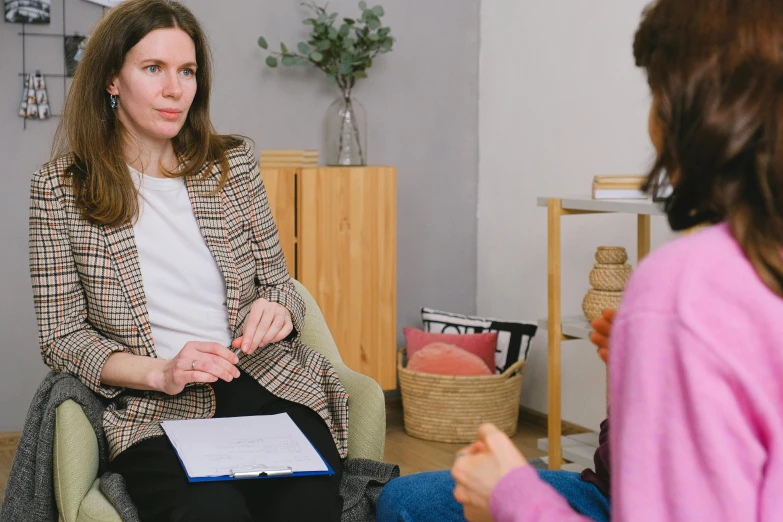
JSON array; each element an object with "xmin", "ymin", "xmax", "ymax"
[{"xmin": 490, "ymin": 223, "xmax": 783, "ymax": 521}]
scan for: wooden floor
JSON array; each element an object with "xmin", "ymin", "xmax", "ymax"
[
  {"xmin": 0, "ymin": 401, "xmax": 549, "ymax": 502},
  {"xmin": 0, "ymin": 436, "xmax": 15, "ymax": 504},
  {"xmin": 383, "ymin": 399, "xmax": 547, "ymax": 476}
]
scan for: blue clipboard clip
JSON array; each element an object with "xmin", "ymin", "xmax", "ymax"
[{"xmin": 229, "ymin": 465, "xmax": 293, "ymax": 479}]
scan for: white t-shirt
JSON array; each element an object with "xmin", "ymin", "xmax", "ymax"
[{"xmin": 129, "ymin": 166, "xmax": 232, "ymax": 360}]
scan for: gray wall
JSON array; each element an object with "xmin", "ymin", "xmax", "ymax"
[
  {"xmin": 0, "ymin": 0, "xmax": 479, "ymax": 431},
  {"xmin": 477, "ymin": 0, "xmax": 672, "ymax": 430}
]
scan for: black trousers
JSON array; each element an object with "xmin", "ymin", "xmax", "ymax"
[{"xmin": 110, "ymin": 371, "xmax": 344, "ymax": 522}]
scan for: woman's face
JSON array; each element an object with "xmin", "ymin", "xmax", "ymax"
[{"xmin": 107, "ymin": 28, "xmax": 198, "ymax": 147}]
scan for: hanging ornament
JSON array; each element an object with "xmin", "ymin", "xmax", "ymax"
[
  {"xmin": 19, "ymin": 71, "xmax": 50, "ymax": 120},
  {"xmin": 18, "ymin": 73, "xmax": 31, "ymax": 119},
  {"xmin": 34, "ymin": 71, "xmax": 50, "ymax": 120}
]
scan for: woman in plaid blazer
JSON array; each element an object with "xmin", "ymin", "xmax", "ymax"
[{"xmin": 28, "ymin": 1, "xmax": 347, "ymax": 520}]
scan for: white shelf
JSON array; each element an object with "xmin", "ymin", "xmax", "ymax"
[
  {"xmin": 537, "ymin": 195, "xmax": 666, "ymax": 216},
  {"xmin": 537, "ymin": 433, "xmax": 598, "ymax": 470},
  {"xmin": 538, "ymin": 316, "xmax": 593, "ymax": 340},
  {"xmin": 536, "ymin": 456, "xmax": 586, "ymax": 473}
]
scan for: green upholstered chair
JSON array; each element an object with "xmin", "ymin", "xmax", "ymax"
[{"xmin": 52, "ymin": 279, "xmax": 386, "ymax": 522}]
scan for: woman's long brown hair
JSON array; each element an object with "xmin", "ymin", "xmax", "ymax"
[
  {"xmin": 635, "ymin": 0, "xmax": 783, "ymax": 296},
  {"xmin": 52, "ymin": 0, "xmax": 242, "ymax": 227}
]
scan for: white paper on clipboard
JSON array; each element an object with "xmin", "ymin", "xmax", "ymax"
[{"xmin": 160, "ymin": 413, "xmax": 328, "ymax": 479}]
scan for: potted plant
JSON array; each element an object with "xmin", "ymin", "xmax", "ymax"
[{"xmin": 258, "ymin": 2, "xmax": 394, "ymax": 166}]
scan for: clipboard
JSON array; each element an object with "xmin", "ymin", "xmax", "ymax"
[
  {"xmin": 171, "ymin": 450, "xmax": 335, "ymax": 482},
  {"xmin": 161, "ymin": 413, "xmax": 335, "ymax": 482}
]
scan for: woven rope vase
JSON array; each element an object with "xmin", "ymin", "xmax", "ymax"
[
  {"xmin": 589, "ymin": 263, "xmax": 632, "ymax": 291},
  {"xmin": 583, "ymin": 246, "xmax": 630, "ymax": 321},
  {"xmin": 582, "ymin": 289, "xmax": 623, "ymax": 321},
  {"xmin": 595, "ymin": 246, "xmax": 628, "ymax": 264},
  {"xmin": 397, "ymin": 351, "xmax": 524, "ymax": 443}
]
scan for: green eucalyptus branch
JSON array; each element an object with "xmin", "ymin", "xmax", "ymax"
[{"xmin": 258, "ymin": 1, "xmax": 394, "ymax": 93}]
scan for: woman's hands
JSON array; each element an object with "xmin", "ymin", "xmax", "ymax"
[
  {"xmin": 231, "ymin": 297, "xmax": 293, "ymax": 355},
  {"xmin": 451, "ymin": 424, "xmax": 528, "ymax": 522},
  {"xmin": 156, "ymin": 341, "xmax": 240, "ymax": 395},
  {"xmin": 447, "ymin": 309, "xmax": 618, "ymax": 521},
  {"xmin": 589, "ymin": 308, "xmax": 616, "ymax": 364},
  {"xmin": 149, "ymin": 299, "xmax": 293, "ymax": 396}
]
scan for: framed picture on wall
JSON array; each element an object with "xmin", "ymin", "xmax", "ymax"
[
  {"xmin": 64, "ymin": 35, "xmax": 88, "ymax": 77},
  {"xmin": 4, "ymin": 0, "xmax": 51, "ymax": 24},
  {"xmin": 81, "ymin": 0, "xmax": 123, "ymax": 6}
]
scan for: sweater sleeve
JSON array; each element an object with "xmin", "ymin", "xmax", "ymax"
[
  {"xmin": 29, "ymin": 170, "xmax": 127, "ymax": 398},
  {"xmin": 489, "ymin": 466, "xmax": 592, "ymax": 522},
  {"xmin": 242, "ymin": 144, "xmax": 305, "ymax": 338}
]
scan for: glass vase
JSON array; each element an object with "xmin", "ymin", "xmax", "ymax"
[{"xmin": 325, "ymin": 91, "xmax": 367, "ymax": 166}]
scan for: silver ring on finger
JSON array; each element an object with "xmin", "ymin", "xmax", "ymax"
[{"xmin": 192, "ymin": 360, "xmax": 196, "ymax": 371}]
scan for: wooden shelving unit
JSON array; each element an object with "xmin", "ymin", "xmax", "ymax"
[{"xmin": 537, "ymin": 195, "xmax": 665, "ymax": 469}]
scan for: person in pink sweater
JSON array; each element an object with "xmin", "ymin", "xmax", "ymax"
[{"xmin": 450, "ymin": 0, "xmax": 783, "ymax": 520}]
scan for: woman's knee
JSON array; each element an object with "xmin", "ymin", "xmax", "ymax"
[
  {"xmin": 377, "ymin": 471, "xmax": 463, "ymax": 522},
  {"xmin": 255, "ymin": 475, "xmax": 342, "ymax": 521},
  {"xmin": 168, "ymin": 483, "xmax": 252, "ymax": 522}
]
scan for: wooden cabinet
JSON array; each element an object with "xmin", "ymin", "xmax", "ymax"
[{"xmin": 260, "ymin": 164, "xmax": 397, "ymax": 390}]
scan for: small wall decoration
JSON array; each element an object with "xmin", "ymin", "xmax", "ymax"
[
  {"xmin": 19, "ymin": 71, "xmax": 50, "ymax": 120},
  {"xmin": 64, "ymin": 35, "xmax": 87, "ymax": 77},
  {"xmin": 4, "ymin": 0, "xmax": 51, "ymax": 24},
  {"xmin": 81, "ymin": 0, "xmax": 122, "ymax": 6},
  {"xmin": 12, "ymin": 0, "xmax": 109, "ymax": 130}
]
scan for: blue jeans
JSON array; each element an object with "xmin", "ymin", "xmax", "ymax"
[{"xmin": 376, "ymin": 469, "xmax": 610, "ymax": 522}]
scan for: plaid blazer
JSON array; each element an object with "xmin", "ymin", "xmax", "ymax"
[{"xmin": 28, "ymin": 143, "xmax": 349, "ymax": 460}]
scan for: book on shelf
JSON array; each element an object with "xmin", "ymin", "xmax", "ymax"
[
  {"xmin": 260, "ymin": 149, "xmax": 319, "ymax": 168},
  {"xmin": 592, "ymin": 175, "xmax": 648, "ymax": 200}
]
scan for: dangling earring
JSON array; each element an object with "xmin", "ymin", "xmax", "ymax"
[{"xmin": 110, "ymin": 94, "xmax": 118, "ymax": 109}]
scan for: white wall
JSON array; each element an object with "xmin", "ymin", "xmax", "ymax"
[{"xmin": 477, "ymin": 0, "xmax": 675, "ymax": 430}]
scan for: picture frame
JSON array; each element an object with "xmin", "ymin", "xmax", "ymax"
[{"xmin": 4, "ymin": 0, "xmax": 51, "ymax": 24}]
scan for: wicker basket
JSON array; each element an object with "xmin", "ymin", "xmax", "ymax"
[
  {"xmin": 595, "ymin": 246, "xmax": 628, "ymax": 265},
  {"xmin": 582, "ymin": 289, "xmax": 623, "ymax": 321},
  {"xmin": 398, "ymin": 350, "xmax": 525, "ymax": 443},
  {"xmin": 589, "ymin": 263, "xmax": 632, "ymax": 291}
]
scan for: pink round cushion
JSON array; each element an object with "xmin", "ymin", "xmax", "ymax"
[
  {"xmin": 404, "ymin": 327, "xmax": 497, "ymax": 373},
  {"xmin": 407, "ymin": 342, "xmax": 493, "ymax": 376}
]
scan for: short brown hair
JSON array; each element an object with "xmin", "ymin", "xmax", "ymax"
[
  {"xmin": 635, "ymin": 0, "xmax": 783, "ymax": 296},
  {"xmin": 52, "ymin": 0, "xmax": 242, "ymax": 227}
]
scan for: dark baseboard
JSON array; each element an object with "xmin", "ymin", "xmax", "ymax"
[
  {"xmin": 517, "ymin": 406, "xmax": 592, "ymax": 436},
  {"xmin": 384, "ymin": 389, "xmax": 401, "ymax": 406}
]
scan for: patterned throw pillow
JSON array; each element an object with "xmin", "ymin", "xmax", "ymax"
[{"xmin": 421, "ymin": 308, "xmax": 538, "ymax": 373}]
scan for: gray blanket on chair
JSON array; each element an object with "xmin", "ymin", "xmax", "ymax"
[
  {"xmin": 0, "ymin": 372, "xmax": 139, "ymax": 522},
  {"xmin": 0, "ymin": 372, "xmax": 398, "ymax": 522}
]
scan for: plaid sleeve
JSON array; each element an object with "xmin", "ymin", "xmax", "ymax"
[
  {"xmin": 29, "ymin": 170, "xmax": 127, "ymax": 398},
  {"xmin": 242, "ymin": 144, "xmax": 306, "ymax": 337}
]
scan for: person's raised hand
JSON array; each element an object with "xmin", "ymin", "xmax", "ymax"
[
  {"xmin": 232, "ymin": 298, "xmax": 293, "ymax": 355},
  {"xmin": 589, "ymin": 308, "xmax": 616, "ymax": 364},
  {"xmin": 451, "ymin": 424, "xmax": 527, "ymax": 521},
  {"xmin": 158, "ymin": 341, "xmax": 240, "ymax": 395}
]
